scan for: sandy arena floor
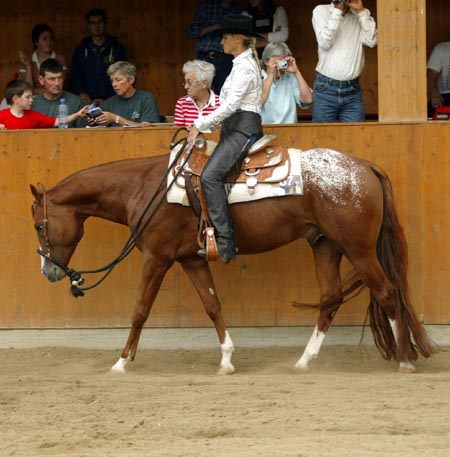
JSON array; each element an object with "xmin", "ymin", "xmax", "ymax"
[{"xmin": 1, "ymin": 327, "xmax": 449, "ymax": 457}]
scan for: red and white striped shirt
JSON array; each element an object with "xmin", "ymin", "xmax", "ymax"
[{"xmin": 174, "ymin": 91, "xmax": 220, "ymax": 127}]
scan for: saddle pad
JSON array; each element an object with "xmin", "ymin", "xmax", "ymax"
[{"xmin": 167, "ymin": 147, "xmax": 303, "ymax": 206}]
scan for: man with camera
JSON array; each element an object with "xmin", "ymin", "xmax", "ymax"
[
  {"xmin": 260, "ymin": 42, "xmax": 312, "ymax": 124},
  {"xmin": 311, "ymin": 0, "xmax": 377, "ymax": 122}
]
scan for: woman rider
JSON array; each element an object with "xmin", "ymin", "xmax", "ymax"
[{"xmin": 187, "ymin": 14, "xmax": 264, "ymax": 264}]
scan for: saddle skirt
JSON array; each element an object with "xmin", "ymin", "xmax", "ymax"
[
  {"xmin": 173, "ymin": 138, "xmax": 290, "ymax": 193},
  {"xmin": 167, "ymin": 140, "xmax": 304, "ymax": 207}
]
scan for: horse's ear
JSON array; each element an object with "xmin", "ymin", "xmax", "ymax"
[{"xmin": 30, "ymin": 183, "xmax": 46, "ymax": 201}]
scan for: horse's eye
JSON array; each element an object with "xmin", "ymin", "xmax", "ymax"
[{"xmin": 35, "ymin": 225, "xmax": 44, "ymax": 233}]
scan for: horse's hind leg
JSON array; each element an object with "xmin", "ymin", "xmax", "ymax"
[
  {"xmin": 346, "ymin": 251, "xmax": 418, "ymax": 373},
  {"xmin": 295, "ymin": 239, "xmax": 343, "ymax": 370},
  {"xmin": 180, "ymin": 257, "xmax": 235, "ymax": 375},
  {"xmin": 388, "ymin": 319, "xmax": 415, "ymax": 373},
  {"xmin": 111, "ymin": 256, "xmax": 170, "ymax": 373}
]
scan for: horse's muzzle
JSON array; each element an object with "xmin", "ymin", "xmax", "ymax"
[{"xmin": 42, "ymin": 259, "xmax": 67, "ymax": 282}]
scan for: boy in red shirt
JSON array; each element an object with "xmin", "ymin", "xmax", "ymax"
[{"xmin": 0, "ymin": 80, "xmax": 87, "ymax": 129}]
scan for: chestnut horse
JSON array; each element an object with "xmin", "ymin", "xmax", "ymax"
[{"xmin": 30, "ymin": 147, "xmax": 435, "ymax": 374}]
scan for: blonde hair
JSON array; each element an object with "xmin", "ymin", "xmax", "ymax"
[{"xmin": 242, "ymin": 36, "xmax": 263, "ymax": 77}]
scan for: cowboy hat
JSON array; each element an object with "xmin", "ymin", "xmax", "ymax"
[{"xmin": 209, "ymin": 14, "xmax": 265, "ymax": 40}]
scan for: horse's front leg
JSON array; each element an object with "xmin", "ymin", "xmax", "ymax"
[
  {"xmin": 180, "ymin": 257, "xmax": 235, "ymax": 375},
  {"xmin": 295, "ymin": 239, "xmax": 343, "ymax": 370},
  {"xmin": 111, "ymin": 255, "xmax": 171, "ymax": 374}
]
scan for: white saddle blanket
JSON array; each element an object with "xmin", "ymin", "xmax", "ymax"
[{"xmin": 166, "ymin": 146, "xmax": 303, "ymax": 206}]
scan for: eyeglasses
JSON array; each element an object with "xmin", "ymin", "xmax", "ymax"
[{"xmin": 183, "ymin": 79, "xmax": 199, "ymax": 87}]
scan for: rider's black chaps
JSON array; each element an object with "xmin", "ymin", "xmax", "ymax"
[{"xmin": 200, "ymin": 110, "xmax": 263, "ymax": 263}]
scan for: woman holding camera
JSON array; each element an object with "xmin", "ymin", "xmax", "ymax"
[
  {"xmin": 187, "ymin": 14, "xmax": 264, "ymax": 265},
  {"xmin": 261, "ymin": 42, "xmax": 313, "ymax": 124}
]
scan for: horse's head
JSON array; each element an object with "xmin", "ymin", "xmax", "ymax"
[{"xmin": 30, "ymin": 183, "xmax": 84, "ymax": 282}]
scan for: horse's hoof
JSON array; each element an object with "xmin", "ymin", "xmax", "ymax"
[
  {"xmin": 398, "ymin": 363, "xmax": 416, "ymax": 374},
  {"xmin": 294, "ymin": 360, "xmax": 310, "ymax": 371},
  {"xmin": 110, "ymin": 357, "xmax": 130, "ymax": 374},
  {"xmin": 217, "ymin": 364, "xmax": 235, "ymax": 375}
]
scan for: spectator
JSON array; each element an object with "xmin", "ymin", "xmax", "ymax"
[
  {"xmin": 71, "ymin": 8, "xmax": 127, "ymax": 105},
  {"xmin": 427, "ymin": 40, "xmax": 450, "ymax": 118},
  {"xmin": 188, "ymin": 0, "xmax": 243, "ymax": 93},
  {"xmin": 311, "ymin": 0, "xmax": 377, "ymax": 122},
  {"xmin": 17, "ymin": 23, "xmax": 68, "ymax": 95},
  {"xmin": 32, "ymin": 59, "xmax": 87, "ymax": 128},
  {"xmin": 88, "ymin": 61, "xmax": 159, "ymax": 127},
  {"xmin": 260, "ymin": 42, "xmax": 312, "ymax": 124},
  {"xmin": 174, "ymin": 60, "xmax": 220, "ymax": 128},
  {"xmin": 187, "ymin": 14, "xmax": 264, "ymax": 264},
  {"xmin": 245, "ymin": 0, "xmax": 289, "ymax": 58},
  {"xmin": 0, "ymin": 80, "xmax": 86, "ymax": 130}
]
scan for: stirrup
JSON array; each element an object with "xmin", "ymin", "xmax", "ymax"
[{"xmin": 199, "ymin": 226, "xmax": 218, "ymax": 261}]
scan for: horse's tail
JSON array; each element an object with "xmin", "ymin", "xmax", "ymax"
[{"xmin": 369, "ymin": 164, "xmax": 436, "ymax": 362}]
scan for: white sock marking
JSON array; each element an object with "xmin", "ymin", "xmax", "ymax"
[
  {"xmin": 389, "ymin": 318, "xmax": 415, "ymax": 371},
  {"xmin": 219, "ymin": 330, "xmax": 235, "ymax": 374},
  {"xmin": 295, "ymin": 325, "xmax": 326, "ymax": 370},
  {"xmin": 111, "ymin": 356, "xmax": 131, "ymax": 373}
]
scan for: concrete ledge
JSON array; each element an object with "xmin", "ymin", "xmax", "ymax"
[{"xmin": 0, "ymin": 326, "xmax": 448, "ymax": 350}]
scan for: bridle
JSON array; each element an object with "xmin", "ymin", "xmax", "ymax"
[
  {"xmin": 39, "ymin": 190, "xmax": 51, "ymax": 254},
  {"xmin": 36, "ymin": 190, "xmax": 86, "ymax": 289},
  {"xmin": 35, "ymin": 128, "xmax": 193, "ymax": 298}
]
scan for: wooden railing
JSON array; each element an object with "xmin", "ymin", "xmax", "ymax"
[{"xmin": 0, "ymin": 122, "xmax": 449, "ymax": 327}]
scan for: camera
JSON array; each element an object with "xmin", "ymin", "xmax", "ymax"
[
  {"xmin": 276, "ymin": 60, "xmax": 288, "ymax": 70},
  {"xmin": 86, "ymin": 103, "xmax": 104, "ymax": 119}
]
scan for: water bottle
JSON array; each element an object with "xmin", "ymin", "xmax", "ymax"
[{"xmin": 58, "ymin": 98, "xmax": 68, "ymax": 129}]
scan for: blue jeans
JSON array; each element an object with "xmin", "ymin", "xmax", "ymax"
[{"xmin": 312, "ymin": 72, "xmax": 365, "ymax": 122}]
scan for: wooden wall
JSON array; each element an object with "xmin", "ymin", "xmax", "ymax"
[
  {"xmin": 377, "ymin": 0, "xmax": 427, "ymax": 120},
  {"xmin": 0, "ymin": 122, "xmax": 448, "ymax": 328}
]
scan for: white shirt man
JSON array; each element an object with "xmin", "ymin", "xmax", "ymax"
[{"xmin": 311, "ymin": 0, "xmax": 377, "ymax": 122}]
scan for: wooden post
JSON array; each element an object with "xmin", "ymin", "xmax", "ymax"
[{"xmin": 377, "ymin": 0, "xmax": 427, "ymax": 121}]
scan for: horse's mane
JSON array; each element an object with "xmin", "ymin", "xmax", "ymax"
[
  {"xmin": 57, "ymin": 155, "xmax": 168, "ymax": 187},
  {"xmin": 48, "ymin": 155, "xmax": 169, "ymax": 207}
]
